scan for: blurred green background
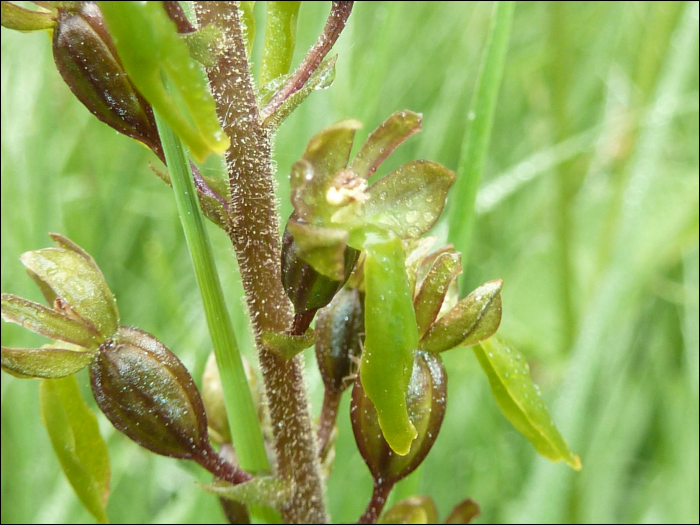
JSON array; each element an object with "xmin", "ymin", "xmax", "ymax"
[{"xmin": 2, "ymin": 1, "xmax": 698, "ymax": 523}]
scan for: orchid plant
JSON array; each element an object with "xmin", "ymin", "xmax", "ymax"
[{"xmin": 1, "ymin": 2, "xmax": 579, "ymax": 524}]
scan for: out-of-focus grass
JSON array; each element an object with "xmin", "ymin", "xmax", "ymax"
[{"xmin": 2, "ymin": 2, "xmax": 698, "ymax": 524}]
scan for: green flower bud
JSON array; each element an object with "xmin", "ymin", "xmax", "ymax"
[
  {"xmin": 444, "ymin": 498, "xmax": 481, "ymax": 524},
  {"xmin": 90, "ymin": 326, "xmax": 209, "ymax": 460},
  {"xmin": 52, "ymin": 2, "xmax": 161, "ymax": 158},
  {"xmin": 378, "ymin": 496, "xmax": 438, "ymax": 524},
  {"xmin": 351, "ymin": 350, "xmax": 447, "ymax": 487},
  {"xmin": 202, "ymin": 352, "xmax": 263, "ymax": 446}
]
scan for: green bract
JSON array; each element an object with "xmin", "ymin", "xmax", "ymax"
[
  {"xmin": 98, "ymin": 1, "xmax": 230, "ymax": 162},
  {"xmin": 474, "ymin": 336, "xmax": 582, "ymax": 470},
  {"xmin": 198, "ymin": 477, "xmax": 291, "ymax": 510}
]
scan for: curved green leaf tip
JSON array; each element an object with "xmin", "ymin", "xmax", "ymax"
[
  {"xmin": 40, "ymin": 376, "xmax": 111, "ymax": 524},
  {"xmin": 361, "ymin": 236, "xmax": 419, "ymax": 456},
  {"xmin": 98, "ymin": 1, "xmax": 230, "ymax": 162},
  {"xmin": 198, "ymin": 477, "xmax": 291, "ymax": 509},
  {"xmin": 474, "ymin": 336, "xmax": 582, "ymax": 471}
]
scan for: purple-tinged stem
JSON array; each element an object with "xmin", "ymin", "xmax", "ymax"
[
  {"xmin": 358, "ymin": 481, "xmax": 394, "ymax": 524},
  {"xmin": 259, "ymin": 1, "xmax": 354, "ymax": 124}
]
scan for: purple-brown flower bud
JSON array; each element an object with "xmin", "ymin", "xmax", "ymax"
[
  {"xmin": 52, "ymin": 2, "xmax": 162, "ymax": 158},
  {"xmin": 90, "ymin": 326, "xmax": 209, "ymax": 459},
  {"xmin": 315, "ymin": 287, "xmax": 364, "ymax": 395},
  {"xmin": 281, "ymin": 219, "xmax": 359, "ymax": 333},
  {"xmin": 351, "ymin": 350, "xmax": 447, "ymax": 486}
]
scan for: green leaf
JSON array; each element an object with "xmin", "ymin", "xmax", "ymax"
[
  {"xmin": 1, "ymin": 2, "xmax": 55, "ymax": 32},
  {"xmin": 1, "ymin": 294, "xmax": 102, "ymax": 348},
  {"xmin": 420, "ymin": 279, "xmax": 502, "ymax": 353},
  {"xmin": 261, "ymin": 329, "xmax": 317, "ymax": 360},
  {"xmin": 2, "ymin": 345, "xmax": 97, "ymax": 379},
  {"xmin": 365, "ymin": 160, "xmax": 455, "ymax": 239},
  {"xmin": 198, "ymin": 477, "xmax": 291, "ymax": 509},
  {"xmin": 361, "ymin": 236, "xmax": 419, "ymax": 456},
  {"xmin": 262, "ymin": 55, "xmax": 337, "ymax": 130},
  {"xmin": 379, "ymin": 495, "xmax": 438, "ymax": 524},
  {"xmin": 40, "ymin": 376, "xmax": 111, "ymax": 524},
  {"xmin": 286, "ymin": 219, "xmax": 349, "ymax": 280},
  {"xmin": 260, "ymin": 1, "xmax": 301, "ymax": 85},
  {"xmin": 473, "ymin": 336, "xmax": 582, "ymax": 470},
  {"xmin": 20, "ymin": 247, "xmax": 120, "ymax": 339},
  {"xmin": 98, "ymin": 1, "xmax": 229, "ymax": 162},
  {"xmin": 413, "ymin": 252, "xmax": 462, "ymax": 337},
  {"xmin": 351, "ymin": 110, "xmax": 423, "ymax": 180},
  {"xmin": 181, "ymin": 23, "xmax": 223, "ymax": 67}
]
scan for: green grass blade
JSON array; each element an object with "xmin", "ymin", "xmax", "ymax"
[
  {"xmin": 153, "ymin": 113, "xmax": 269, "ymax": 475},
  {"xmin": 448, "ymin": 1, "xmax": 515, "ymax": 286}
]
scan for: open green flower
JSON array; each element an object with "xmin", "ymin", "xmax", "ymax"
[
  {"xmin": 285, "ymin": 110, "xmax": 454, "ymax": 282},
  {"xmin": 1, "ymin": 234, "xmax": 119, "ymax": 379}
]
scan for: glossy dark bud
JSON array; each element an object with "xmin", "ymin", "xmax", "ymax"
[
  {"xmin": 351, "ymin": 350, "xmax": 447, "ymax": 486},
  {"xmin": 90, "ymin": 326, "xmax": 209, "ymax": 459},
  {"xmin": 315, "ymin": 287, "xmax": 364, "ymax": 395},
  {"xmin": 52, "ymin": 2, "xmax": 162, "ymax": 158},
  {"xmin": 281, "ymin": 218, "xmax": 359, "ymax": 333}
]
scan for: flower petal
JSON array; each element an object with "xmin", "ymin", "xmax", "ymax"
[
  {"xmin": 20, "ymin": 247, "xmax": 119, "ymax": 339},
  {"xmin": 2, "ymin": 346, "xmax": 97, "ymax": 379},
  {"xmin": 365, "ymin": 160, "xmax": 455, "ymax": 239},
  {"xmin": 351, "ymin": 110, "xmax": 422, "ymax": 179}
]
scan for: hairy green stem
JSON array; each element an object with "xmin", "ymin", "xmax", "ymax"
[
  {"xmin": 448, "ymin": 1, "xmax": 515, "ymax": 290},
  {"xmin": 193, "ymin": 3, "xmax": 327, "ymax": 523}
]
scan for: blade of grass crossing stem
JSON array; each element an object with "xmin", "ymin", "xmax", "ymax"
[
  {"xmin": 448, "ymin": 1, "xmax": 515, "ymax": 291},
  {"xmin": 154, "ymin": 112, "xmax": 281, "ymax": 524}
]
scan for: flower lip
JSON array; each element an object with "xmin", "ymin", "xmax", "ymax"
[{"xmin": 325, "ymin": 169, "xmax": 369, "ymax": 207}]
